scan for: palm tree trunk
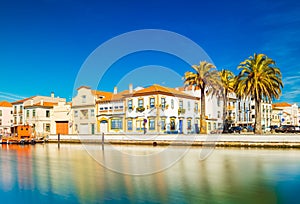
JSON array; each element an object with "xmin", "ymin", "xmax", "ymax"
[
  {"xmin": 200, "ymin": 87, "xmax": 207, "ymax": 134},
  {"xmin": 254, "ymin": 99, "xmax": 262, "ymax": 134},
  {"xmin": 222, "ymin": 92, "xmax": 228, "ymax": 133}
]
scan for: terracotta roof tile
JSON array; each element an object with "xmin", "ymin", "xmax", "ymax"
[
  {"xmin": 11, "ymin": 96, "xmax": 35, "ymax": 104},
  {"xmin": 272, "ymin": 102, "xmax": 292, "ymax": 107},
  {"xmin": 0, "ymin": 101, "xmax": 13, "ymax": 107},
  {"xmin": 124, "ymin": 84, "xmax": 199, "ymax": 100},
  {"xmin": 25, "ymin": 102, "xmax": 58, "ymax": 108}
]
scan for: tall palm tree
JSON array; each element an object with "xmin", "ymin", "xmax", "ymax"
[
  {"xmin": 235, "ymin": 53, "xmax": 283, "ymax": 134},
  {"xmin": 220, "ymin": 69, "xmax": 235, "ymax": 133},
  {"xmin": 184, "ymin": 61, "xmax": 221, "ymax": 134}
]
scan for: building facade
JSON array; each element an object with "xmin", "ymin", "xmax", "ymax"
[{"xmin": 0, "ymin": 101, "xmax": 13, "ymax": 135}]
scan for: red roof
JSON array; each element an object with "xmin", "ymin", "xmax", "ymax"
[
  {"xmin": 272, "ymin": 102, "xmax": 292, "ymax": 108},
  {"xmin": 11, "ymin": 96, "xmax": 35, "ymax": 104},
  {"xmin": 0, "ymin": 101, "xmax": 12, "ymax": 107}
]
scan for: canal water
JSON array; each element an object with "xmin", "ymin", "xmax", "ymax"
[{"xmin": 1, "ymin": 143, "xmax": 300, "ymax": 203}]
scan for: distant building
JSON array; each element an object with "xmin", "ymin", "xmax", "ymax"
[
  {"xmin": 12, "ymin": 92, "xmax": 66, "ymax": 137},
  {"xmin": 123, "ymin": 84, "xmax": 200, "ymax": 134},
  {"xmin": 72, "ymin": 86, "xmax": 102, "ymax": 134},
  {"xmin": 50, "ymin": 101, "xmax": 73, "ymax": 135},
  {"xmin": 272, "ymin": 102, "xmax": 299, "ymax": 126},
  {"xmin": 0, "ymin": 101, "xmax": 13, "ymax": 135}
]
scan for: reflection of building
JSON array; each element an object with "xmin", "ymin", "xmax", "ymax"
[{"xmin": 0, "ymin": 101, "xmax": 13, "ymax": 135}]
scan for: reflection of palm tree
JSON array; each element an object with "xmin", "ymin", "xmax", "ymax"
[
  {"xmin": 219, "ymin": 69, "xmax": 235, "ymax": 132},
  {"xmin": 235, "ymin": 53, "xmax": 283, "ymax": 134},
  {"xmin": 184, "ymin": 61, "xmax": 220, "ymax": 134}
]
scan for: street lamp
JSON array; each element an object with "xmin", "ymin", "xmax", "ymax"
[{"xmin": 278, "ymin": 112, "xmax": 283, "ymax": 127}]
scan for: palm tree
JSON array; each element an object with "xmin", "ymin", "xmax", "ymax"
[
  {"xmin": 219, "ymin": 69, "xmax": 235, "ymax": 133},
  {"xmin": 184, "ymin": 61, "xmax": 221, "ymax": 134},
  {"xmin": 235, "ymin": 53, "xmax": 283, "ymax": 134}
]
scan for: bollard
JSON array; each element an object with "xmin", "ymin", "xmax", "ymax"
[
  {"xmin": 58, "ymin": 133, "xmax": 60, "ymax": 148},
  {"xmin": 101, "ymin": 132, "xmax": 104, "ymax": 150}
]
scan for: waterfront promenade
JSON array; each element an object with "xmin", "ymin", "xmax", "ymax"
[{"xmin": 47, "ymin": 134, "xmax": 300, "ymax": 148}]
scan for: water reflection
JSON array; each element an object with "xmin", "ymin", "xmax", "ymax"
[{"xmin": 1, "ymin": 144, "xmax": 300, "ymax": 203}]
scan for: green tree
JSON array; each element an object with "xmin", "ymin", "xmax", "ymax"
[
  {"xmin": 220, "ymin": 69, "xmax": 235, "ymax": 133},
  {"xmin": 184, "ymin": 61, "xmax": 220, "ymax": 134},
  {"xmin": 235, "ymin": 53, "xmax": 283, "ymax": 134}
]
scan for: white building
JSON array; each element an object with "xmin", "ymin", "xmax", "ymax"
[
  {"xmin": 72, "ymin": 86, "xmax": 102, "ymax": 134},
  {"xmin": 12, "ymin": 93, "xmax": 66, "ymax": 137},
  {"xmin": 272, "ymin": 102, "xmax": 299, "ymax": 126},
  {"xmin": 50, "ymin": 101, "xmax": 74, "ymax": 135},
  {"xmin": 0, "ymin": 101, "xmax": 13, "ymax": 135},
  {"xmin": 181, "ymin": 86, "xmax": 223, "ymax": 133},
  {"xmin": 123, "ymin": 84, "xmax": 200, "ymax": 134}
]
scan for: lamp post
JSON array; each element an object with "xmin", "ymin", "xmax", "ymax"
[{"xmin": 278, "ymin": 112, "xmax": 283, "ymax": 127}]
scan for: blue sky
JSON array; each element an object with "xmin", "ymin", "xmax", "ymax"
[{"xmin": 0, "ymin": 0, "xmax": 300, "ymax": 104}]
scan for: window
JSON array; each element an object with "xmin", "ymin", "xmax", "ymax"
[
  {"xmin": 138, "ymin": 99, "xmax": 143, "ymax": 108},
  {"xmin": 26, "ymin": 110, "xmax": 29, "ymax": 118},
  {"xmin": 187, "ymin": 120, "xmax": 192, "ymax": 130},
  {"xmin": 127, "ymin": 120, "xmax": 132, "ymax": 131},
  {"xmin": 82, "ymin": 95, "xmax": 86, "ymax": 103},
  {"xmin": 217, "ymin": 98, "xmax": 220, "ymax": 107},
  {"xmin": 161, "ymin": 118, "xmax": 166, "ymax": 130},
  {"xmin": 0, "ymin": 110, "xmax": 2, "ymax": 116},
  {"xmin": 150, "ymin": 98, "xmax": 155, "ymax": 108},
  {"xmin": 195, "ymin": 102, "xmax": 198, "ymax": 112},
  {"xmin": 19, "ymin": 116, "xmax": 23, "ymax": 124},
  {"xmin": 217, "ymin": 111, "xmax": 221, "ymax": 119},
  {"xmin": 100, "ymin": 107, "xmax": 104, "ymax": 111},
  {"xmin": 171, "ymin": 99, "xmax": 174, "ymax": 109},
  {"xmin": 179, "ymin": 100, "xmax": 183, "ymax": 109},
  {"xmin": 46, "ymin": 110, "xmax": 50, "ymax": 118},
  {"xmin": 161, "ymin": 98, "xmax": 166, "ymax": 109},
  {"xmin": 187, "ymin": 101, "xmax": 190, "ymax": 111},
  {"xmin": 33, "ymin": 110, "xmax": 36, "ymax": 117},
  {"xmin": 74, "ymin": 110, "xmax": 78, "ymax": 117},
  {"xmin": 0, "ymin": 119, "xmax": 2, "ymax": 126},
  {"xmin": 208, "ymin": 122, "xmax": 211, "ymax": 131},
  {"xmin": 45, "ymin": 123, "xmax": 50, "ymax": 132},
  {"xmin": 136, "ymin": 119, "xmax": 144, "ymax": 131},
  {"xmin": 111, "ymin": 118, "xmax": 122, "ymax": 129},
  {"xmin": 251, "ymin": 105, "xmax": 255, "ymax": 110},
  {"xmin": 128, "ymin": 100, "xmax": 133, "ymax": 110},
  {"xmin": 91, "ymin": 109, "xmax": 95, "ymax": 117},
  {"xmin": 91, "ymin": 124, "xmax": 95, "ymax": 134},
  {"xmin": 213, "ymin": 122, "xmax": 217, "ymax": 130},
  {"xmin": 149, "ymin": 119, "xmax": 155, "ymax": 130}
]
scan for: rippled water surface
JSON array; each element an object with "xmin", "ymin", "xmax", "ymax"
[{"xmin": 1, "ymin": 143, "xmax": 300, "ymax": 203}]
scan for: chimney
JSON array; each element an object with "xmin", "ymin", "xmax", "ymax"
[
  {"xmin": 113, "ymin": 86, "xmax": 117, "ymax": 94},
  {"xmin": 51, "ymin": 92, "xmax": 54, "ymax": 98},
  {"xmin": 41, "ymin": 100, "xmax": 44, "ymax": 106},
  {"xmin": 129, "ymin": 83, "xmax": 133, "ymax": 94}
]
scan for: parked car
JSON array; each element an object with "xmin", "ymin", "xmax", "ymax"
[
  {"xmin": 275, "ymin": 125, "xmax": 296, "ymax": 133},
  {"xmin": 228, "ymin": 126, "xmax": 242, "ymax": 133},
  {"xmin": 265, "ymin": 125, "xmax": 279, "ymax": 132}
]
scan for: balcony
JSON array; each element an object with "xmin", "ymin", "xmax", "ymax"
[
  {"xmin": 227, "ymin": 105, "xmax": 235, "ymax": 111},
  {"xmin": 178, "ymin": 108, "xmax": 186, "ymax": 115},
  {"xmin": 136, "ymin": 107, "xmax": 145, "ymax": 113}
]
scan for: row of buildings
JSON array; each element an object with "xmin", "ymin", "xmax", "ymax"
[{"xmin": 0, "ymin": 84, "xmax": 299, "ymax": 136}]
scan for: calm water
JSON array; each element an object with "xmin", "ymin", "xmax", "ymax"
[{"xmin": 1, "ymin": 143, "xmax": 300, "ymax": 204}]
